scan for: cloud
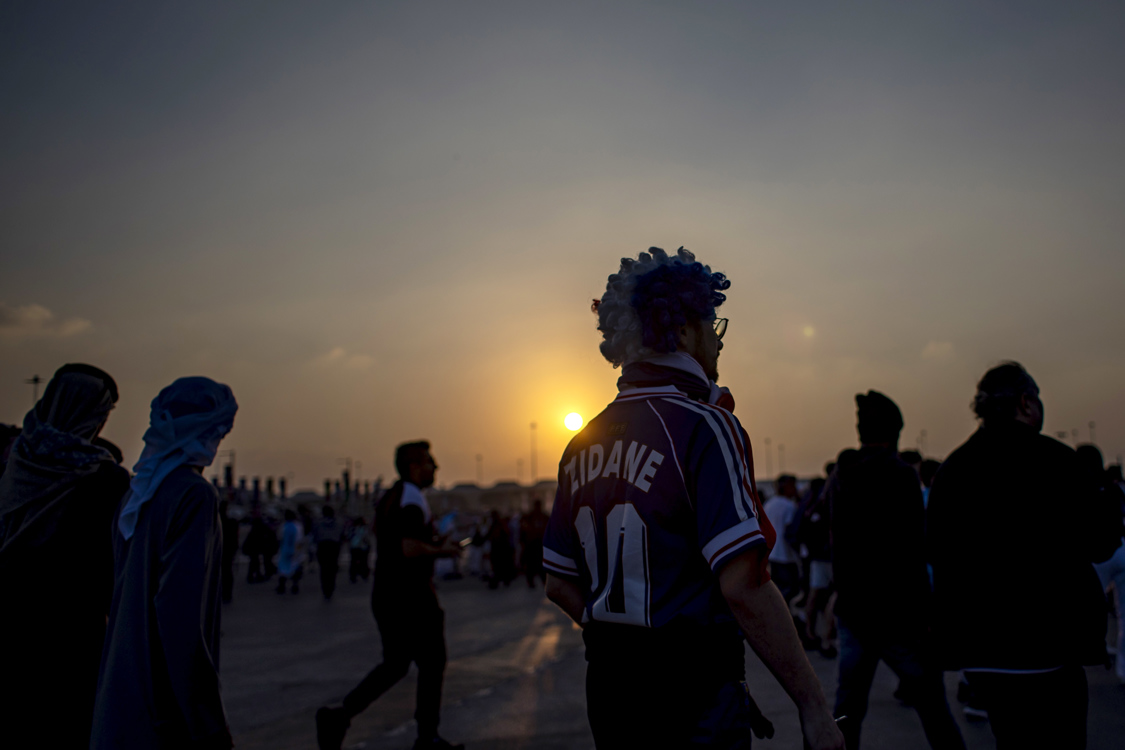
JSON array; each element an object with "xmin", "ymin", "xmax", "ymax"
[
  {"xmin": 312, "ymin": 346, "xmax": 374, "ymax": 370},
  {"xmin": 921, "ymin": 341, "xmax": 955, "ymax": 361},
  {"xmin": 0, "ymin": 303, "xmax": 91, "ymax": 340}
]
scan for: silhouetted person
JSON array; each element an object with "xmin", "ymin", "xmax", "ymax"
[
  {"xmin": 927, "ymin": 362, "xmax": 1120, "ymax": 749},
  {"xmin": 790, "ymin": 463, "xmax": 836, "ymax": 655},
  {"xmin": 219, "ymin": 500, "xmax": 239, "ymax": 603},
  {"xmin": 487, "ymin": 509, "xmax": 516, "ymax": 589},
  {"xmin": 826, "ymin": 391, "xmax": 965, "ymax": 750},
  {"xmin": 519, "ymin": 499, "xmax": 548, "ymax": 588},
  {"xmin": 764, "ymin": 474, "xmax": 801, "ymax": 603},
  {"xmin": 316, "ymin": 442, "xmax": 462, "ymax": 750},
  {"xmin": 276, "ymin": 509, "xmax": 305, "ymax": 594},
  {"xmin": 544, "ymin": 247, "xmax": 842, "ymax": 750},
  {"xmin": 243, "ymin": 513, "xmax": 274, "ymax": 582},
  {"xmin": 91, "ymin": 377, "xmax": 238, "ymax": 750},
  {"xmin": 314, "ymin": 505, "xmax": 345, "ymax": 599},
  {"xmin": 0, "ymin": 364, "xmax": 129, "ymax": 748},
  {"xmin": 1079, "ymin": 444, "xmax": 1125, "ymax": 685},
  {"xmin": 348, "ymin": 516, "xmax": 372, "ymax": 583}
]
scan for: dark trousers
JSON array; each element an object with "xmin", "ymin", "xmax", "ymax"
[
  {"xmin": 318, "ymin": 542, "xmax": 341, "ymax": 598},
  {"xmin": 835, "ymin": 619, "xmax": 965, "ymax": 750},
  {"xmin": 523, "ymin": 541, "xmax": 544, "ymax": 587},
  {"xmin": 966, "ymin": 666, "xmax": 1088, "ymax": 750},
  {"xmin": 771, "ymin": 562, "xmax": 800, "ymax": 602},
  {"xmin": 583, "ymin": 623, "xmax": 754, "ymax": 749},
  {"xmin": 343, "ymin": 601, "xmax": 447, "ymax": 739},
  {"xmin": 349, "ymin": 547, "xmax": 370, "ymax": 582},
  {"xmin": 221, "ymin": 556, "xmax": 235, "ymax": 602}
]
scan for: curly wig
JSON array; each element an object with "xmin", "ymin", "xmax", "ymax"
[{"xmin": 593, "ymin": 247, "xmax": 730, "ymax": 367}]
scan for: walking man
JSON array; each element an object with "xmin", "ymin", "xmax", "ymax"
[
  {"xmin": 543, "ymin": 247, "xmax": 843, "ymax": 749},
  {"xmin": 316, "ymin": 441, "xmax": 463, "ymax": 750},
  {"xmin": 314, "ymin": 505, "xmax": 345, "ymax": 599},
  {"xmin": 825, "ymin": 391, "xmax": 965, "ymax": 750},
  {"xmin": 927, "ymin": 362, "xmax": 1120, "ymax": 748}
]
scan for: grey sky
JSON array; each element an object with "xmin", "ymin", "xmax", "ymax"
[{"xmin": 2, "ymin": 2, "xmax": 1123, "ymax": 486}]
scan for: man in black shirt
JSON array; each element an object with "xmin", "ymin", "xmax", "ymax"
[
  {"xmin": 826, "ymin": 391, "xmax": 965, "ymax": 750},
  {"xmin": 317, "ymin": 441, "xmax": 462, "ymax": 750},
  {"xmin": 927, "ymin": 362, "xmax": 1119, "ymax": 749}
]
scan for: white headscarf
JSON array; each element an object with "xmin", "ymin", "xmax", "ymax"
[{"xmin": 118, "ymin": 377, "xmax": 237, "ymax": 539}]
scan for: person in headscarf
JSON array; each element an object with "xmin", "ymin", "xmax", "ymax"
[
  {"xmin": 0, "ymin": 364, "xmax": 129, "ymax": 748},
  {"xmin": 91, "ymin": 377, "xmax": 237, "ymax": 750}
]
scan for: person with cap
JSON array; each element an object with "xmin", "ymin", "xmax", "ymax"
[
  {"xmin": 825, "ymin": 390, "xmax": 965, "ymax": 750},
  {"xmin": 90, "ymin": 377, "xmax": 238, "ymax": 750},
  {"xmin": 0, "ymin": 364, "xmax": 129, "ymax": 748},
  {"xmin": 927, "ymin": 362, "xmax": 1120, "ymax": 748}
]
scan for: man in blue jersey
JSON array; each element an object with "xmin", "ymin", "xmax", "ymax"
[{"xmin": 544, "ymin": 247, "xmax": 843, "ymax": 750}]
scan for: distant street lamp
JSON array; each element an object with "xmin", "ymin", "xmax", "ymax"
[
  {"xmin": 25, "ymin": 374, "xmax": 42, "ymax": 405},
  {"xmin": 530, "ymin": 422, "xmax": 538, "ymax": 483}
]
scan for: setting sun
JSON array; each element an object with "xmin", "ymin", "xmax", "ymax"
[{"xmin": 564, "ymin": 412, "xmax": 584, "ymax": 431}]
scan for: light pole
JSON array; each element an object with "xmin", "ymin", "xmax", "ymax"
[
  {"xmin": 476, "ymin": 454, "xmax": 484, "ymax": 486},
  {"xmin": 530, "ymin": 422, "xmax": 538, "ymax": 484},
  {"xmin": 1089, "ymin": 421, "xmax": 1097, "ymax": 445},
  {"xmin": 25, "ymin": 374, "xmax": 42, "ymax": 405}
]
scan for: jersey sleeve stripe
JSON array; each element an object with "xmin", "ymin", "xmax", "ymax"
[
  {"xmin": 647, "ymin": 400, "xmax": 688, "ymax": 495},
  {"xmin": 543, "ymin": 546, "xmax": 579, "ymax": 575},
  {"xmin": 662, "ymin": 398, "xmax": 750, "ymax": 522},
  {"xmin": 702, "ymin": 404, "xmax": 761, "ymax": 519},
  {"xmin": 701, "ymin": 518, "xmax": 765, "ymax": 570}
]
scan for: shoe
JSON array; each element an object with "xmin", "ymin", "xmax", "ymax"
[
  {"xmin": 316, "ymin": 706, "xmax": 350, "ymax": 750},
  {"xmin": 413, "ymin": 736, "xmax": 464, "ymax": 750}
]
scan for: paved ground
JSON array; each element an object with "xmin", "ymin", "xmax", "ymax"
[{"xmin": 221, "ymin": 567, "xmax": 1125, "ymax": 750}]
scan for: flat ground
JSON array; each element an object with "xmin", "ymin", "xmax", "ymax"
[{"xmin": 221, "ymin": 567, "xmax": 1125, "ymax": 750}]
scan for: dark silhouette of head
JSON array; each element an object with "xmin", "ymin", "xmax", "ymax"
[
  {"xmin": 284, "ymin": 509, "xmax": 297, "ymax": 522},
  {"xmin": 973, "ymin": 361, "xmax": 1042, "ymax": 431},
  {"xmin": 395, "ymin": 441, "xmax": 437, "ymax": 488},
  {"xmin": 856, "ymin": 391, "xmax": 903, "ymax": 446},
  {"xmin": 776, "ymin": 474, "xmax": 798, "ymax": 498},
  {"xmin": 594, "ymin": 247, "xmax": 730, "ymax": 379},
  {"xmin": 322, "ymin": 505, "xmax": 335, "ymax": 519}
]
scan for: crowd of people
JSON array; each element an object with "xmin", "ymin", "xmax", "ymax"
[{"xmin": 0, "ymin": 248, "xmax": 1122, "ymax": 750}]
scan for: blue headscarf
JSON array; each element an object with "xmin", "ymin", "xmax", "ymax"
[{"xmin": 118, "ymin": 377, "xmax": 237, "ymax": 539}]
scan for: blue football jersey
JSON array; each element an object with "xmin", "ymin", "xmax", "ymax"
[{"xmin": 543, "ymin": 385, "xmax": 775, "ymax": 628}]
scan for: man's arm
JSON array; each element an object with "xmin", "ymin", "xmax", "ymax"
[
  {"xmin": 719, "ymin": 551, "xmax": 843, "ymax": 750},
  {"xmin": 402, "ymin": 537, "xmax": 461, "ymax": 558},
  {"xmin": 545, "ymin": 573, "xmax": 585, "ymax": 624}
]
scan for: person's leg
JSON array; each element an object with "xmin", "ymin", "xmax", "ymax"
[
  {"xmin": 833, "ymin": 619, "xmax": 882, "ymax": 750},
  {"xmin": 586, "ymin": 658, "xmax": 680, "ymax": 749},
  {"xmin": 967, "ymin": 669, "xmax": 1087, "ymax": 750},
  {"xmin": 413, "ymin": 607, "xmax": 449, "ymax": 741},
  {"xmin": 342, "ymin": 613, "xmax": 413, "ymax": 718},
  {"xmin": 880, "ymin": 640, "xmax": 965, "ymax": 750},
  {"xmin": 276, "ymin": 575, "xmax": 287, "ymax": 593}
]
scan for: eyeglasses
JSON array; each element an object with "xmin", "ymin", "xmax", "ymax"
[{"xmin": 712, "ymin": 318, "xmax": 728, "ymax": 340}]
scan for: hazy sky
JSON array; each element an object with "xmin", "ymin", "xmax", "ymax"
[{"xmin": 2, "ymin": 2, "xmax": 1123, "ymax": 489}]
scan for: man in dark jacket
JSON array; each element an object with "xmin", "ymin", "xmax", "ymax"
[
  {"xmin": 927, "ymin": 362, "xmax": 1119, "ymax": 749},
  {"xmin": 827, "ymin": 391, "xmax": 965, "ymax": 750}
]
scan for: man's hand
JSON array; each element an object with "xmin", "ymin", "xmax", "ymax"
[
  {"xmin": 437, "ymin": 538, "xmax": 462, "ymax": 557},
  {"xmin": 800, "ymin": 708, "xmax": 845, "ymax": 750},
  {"xmin": 717, "ymin": 551, "xmax": 844, "ymax": 750}
]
